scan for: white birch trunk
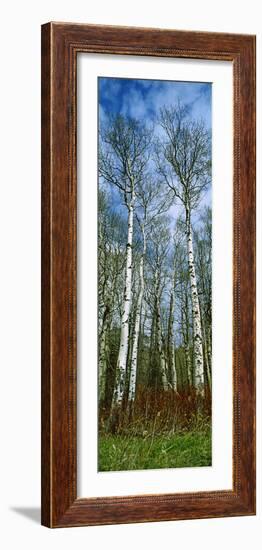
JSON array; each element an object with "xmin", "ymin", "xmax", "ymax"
[
  {"xmin": 128, "ymin": 226, "xmax": 146, "ymax": 401},
  {"xmin": 186, "ymin": 208, "xmax": 204, "ymax": 390},
  {"xmin": 128, "ymin": 258, "xmax": 144, "ymax": 401},
  {"xmin": 114, "ymin": 198, "xmax": 134, "ymax": 404}
]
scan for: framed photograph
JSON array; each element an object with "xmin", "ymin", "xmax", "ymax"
[{"xmin": 41, "ymin": 22, "xmax": 256, "ymax": 527}]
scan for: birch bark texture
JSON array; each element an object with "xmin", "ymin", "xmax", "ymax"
[
  {"xmin": 116, "ymin": 197, "xmax": 134, "ymax": 402},
  {"xmin": 186, "ymin": 208, "xmax": 204, "ymax": 388},
  {"xmin": 128, "ymin": 225, "xmax": 145, "ymax": 401}
]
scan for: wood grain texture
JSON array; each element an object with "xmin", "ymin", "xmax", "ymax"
[{"xmin": 41, "ymin": 22, "xmax": 256, "ymax": 527}]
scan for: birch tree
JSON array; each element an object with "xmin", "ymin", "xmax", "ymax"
[
  {"xmin": 157, "ymin": 103, "xmax": 211, "ymax": 392},
  {"xmin": 99, "ymin": 115, "xmax": 152, "ymax": 405},
  {"xmin": 128, "ymin": 223, "xmax": 146, "ymax": 401},
  {"xmin": 194, "ymin": 207, "xmax": 212, "ymax": 389}
]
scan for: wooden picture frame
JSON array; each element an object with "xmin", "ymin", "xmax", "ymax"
[{"xmin": 41, "ymin": 22, "xmax": 256, "ymax": 527}]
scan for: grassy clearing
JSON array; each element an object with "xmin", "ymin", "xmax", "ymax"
[{"xmin": 98, "ymin": 430, "xmax": 212, "ymax": 471}]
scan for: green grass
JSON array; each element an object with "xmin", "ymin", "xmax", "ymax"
[{"xmin": 98, "ymin": 430, "xmax": 212, "ymax": 471}]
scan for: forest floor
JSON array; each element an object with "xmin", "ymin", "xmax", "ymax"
[{"xmin": 98, "ymin": 429, "xmax": 212, "ymax": 471}]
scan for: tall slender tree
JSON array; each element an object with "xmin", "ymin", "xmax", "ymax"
[
  {"xmin": 194, "ymin": 207, "xmax": 212, "ymax": 389},
  {"xmin": 99, "ymin": 115, "xmax": 152, "ymax": 405},
  {"xmin": 157, "ymin": 103, "xmax": 211, "ymax": 392}
]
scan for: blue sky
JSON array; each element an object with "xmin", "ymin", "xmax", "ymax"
[
  {"xmin": 99, "ymin": 77, "xmax": 211, "ymax": 128},
  {"xmin": 99, "ymin": 77, "xmax": 212, "ymax": 224}
]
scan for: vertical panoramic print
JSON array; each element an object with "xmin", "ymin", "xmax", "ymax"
[{"xmin": 98, "ymin": 77, "xmax": 212, "ymax": 472}]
